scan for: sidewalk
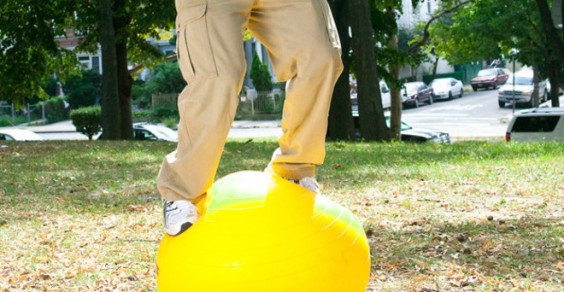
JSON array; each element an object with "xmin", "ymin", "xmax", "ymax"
[
  {"xmin": 1, "ymin": 119, "xmax": 282, "ymax": 133},
  {"xmin": 7, "ymin": 120, "xmax": 77, "ymax": 133}
]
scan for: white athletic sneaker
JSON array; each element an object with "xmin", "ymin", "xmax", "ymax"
[
  {"xmin": 163, "ymin": 200, "xmax": 199, "ymax": 236},
  {"xmin": 294, "ymin": 177, "xmax": 321, "ymax": 194},
  {"xmin": 264, "ymin": 166, "xmax": 321, "ymax": 194}
]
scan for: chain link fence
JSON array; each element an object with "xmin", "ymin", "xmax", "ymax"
[
  {"xmin": 151, "ymin": 89, "xmax": 286, "ymax": 120},
  {"xmin": 237, "ymin": 88, "xmax": 285, "ymax": 120},
  {"xmin": 0, "ymin": 102, "xmax": 46, "ymax": 127}
]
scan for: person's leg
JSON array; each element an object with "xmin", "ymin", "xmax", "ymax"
[
  {"xmin": 158, "ymin": 0, "xmax": 252, "ymax": 204},
  {"xmin": 247, "ymin": 0, "xmax": 343, "ymax": 181}
]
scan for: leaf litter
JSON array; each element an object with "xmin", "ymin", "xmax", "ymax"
[{"xmin": 1, "ymin": 141, "xmax": 563, "ymax": 291}]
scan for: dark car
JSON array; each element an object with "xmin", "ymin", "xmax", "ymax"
[
  {"xmin": 394, "ymin": 118, "xmax": 450, "ymax": 143},
  {"xmin": 350, "ymin": 113, "xmax": 451, "ymax": 143},
  {"xmin": 471, "ymin": 68, "xmax": 509, "ymax": 91},
  {"xmin": 402, "ymin": 82, "xmax": 434, "ymax": 108}
]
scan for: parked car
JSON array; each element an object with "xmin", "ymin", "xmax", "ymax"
[
  {"xmin": 351, "ymin": 80, "xmax": 391, "ymax": 116},
  {"xmin": 0, "ymin": 129, "xmax": 43, "ymax": 141},
  {"xmin": 133, "ymin": 123, "xmax": 178, "ymax": 142},
  {"xmin": 497, "ymin": 69, "xmax": 548, "ymax": 108},
  {"xmin": 471, "ymin": 68, "xmax": 509, "ymax": 91},
  {"xmin": 505, "ymin": 108, "xmax": 564, "ymax": 142},
  {"xmin": 402, "ymin": 81, "xmax": 433, "ymax": 108},
  {"xmin": 386, "ymin": 116, "xmax": 450, "ymax": 143},
  {"xmin": 430, "ymin": 77, "xmax": 464, "ymax": 100},
  {"xmin": 350, "ymin": 110, "xmax": 450, "ymax": 143}
]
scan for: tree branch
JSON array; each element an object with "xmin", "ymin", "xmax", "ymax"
[
  {"xmin": 408, "ymin": 0, "xmax": 474, "ymax": 54},
  {"xmin": 534, "ymin": 0, "xmax": 564, "ymax": 64}
]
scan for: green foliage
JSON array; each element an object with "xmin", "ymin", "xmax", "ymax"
[
  {"xmin": 0, "ymin": 1, "xmax": 80, "ymax": 107},
  {"xmin": 41, "ymin": 76, "xmax": 60, "ymax": 97},
  {"xmin": 429, "ymin": 0, "xmax": 549, "ymax": 71},
  {"xmin": 255, "ymin": 95, "xmax": 275, "ymax": 113},
  {"xmin": 0, "ymin": 115, "xmax": 12, "ymax": 127},
  {"xmin": 250, "ymin": 54, "xmax": 273, "ymax": 92},
  {"xmin": 42, "ymin": 97, "xmax": 69, "ymax": 124},
  {"xmin": 151, "ymin": 106, "xmax": 179, "ymax": 121},
  {"xmin": 133, "ymin": 62, "xmax": 184, "ymax": 111},
  {"xmin": 64, "ymin": 70, "xmax": 101, "ymax": 109},
  {"xmin": 162, "ymin": 117, "xmax": 179, "ymax": 130},
  {"xmin": 70, "ymin": 106, "xmax": 102, "ymax": 140},
  {"xmin": 132, "ymin": 109, "xmax": 152, "ymax": 122},
  {"xmin": 145, "ymin": 62, "xmax": 186, "ymax": 95},
  {"xmin": 132, "ymin": 79, "xmax": 152, "ymax": 109}
]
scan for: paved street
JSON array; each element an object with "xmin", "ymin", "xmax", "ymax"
[{"xmin": 402, "ymin": 88, "xmax": 512, "ymax": 140}]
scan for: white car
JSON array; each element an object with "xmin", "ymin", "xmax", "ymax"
[
  {"xmin": 0, "ymin": 129, "xmax": 43, "ymax": 141},
  {"xmin": 351, "ymin": 80, "xmax": 392, "ymax": 115},
  {"xmin": 430, "ymin": 78, "xmax": 464, "ymax": 100},
  {"xmin": 505, "ymin": 108, "xmax": 564, "ymax": 142},
  {"xmin": 498, "ymin": 69, "xmax": 548, "ymax": 108},
  {"xmin": 133, "ymin": 123, "xmax": 178, "ymax": 142}
]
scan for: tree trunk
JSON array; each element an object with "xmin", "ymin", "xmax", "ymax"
[
  {"xmin": 388, "ymin": 34, "xmax": 402, "ymax": 141},
  {"xmin": 349, "ymin": 0, "xmax": 388, "ymax": 141},
  {"xmin": 431, "ymin": 56, "xmax": 439, "ymax": 80},
  {"xmin": 117, "ymin": 45, "xmax": 133, "ymax": 139},
  {"xmin": 114, "ymin": 0, "xmax": 133, "ymax": 140},
  {"xmin": 532, "ymin": 62, "xmax": 540, "ymax": 107},
  {"xmin": 327, "ymin": 0, "xmax": 355, "ymax": 140},
  {"xmin": 548, "ymin": 58, "xmax": 561, "ymax": 107},
  {"xmin": 97, "ymin": 0, "xmax": 121, "ymax": 140}
]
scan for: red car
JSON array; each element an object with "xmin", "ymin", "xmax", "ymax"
[
  {"xmin": 471, "ymin": 68, "xmax": 509, "ymax": 91},
  {"xmin": 402, "ymin": 81, "xmax": 434, "ymax": 108}
]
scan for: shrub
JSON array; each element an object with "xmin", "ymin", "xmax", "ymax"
[
  {"xmin": 0, "ymin": 115, "xmax": 12, "ymax": 127},
  {"xmin": 132, "ymin": 109, "xmax": 152, "ymax": 122},
  {"xmin": 70, "ymin": 106, "xmax": 102, "ymax": 140},
  {"xmin": 255, "ymin": 95, "xmax": 274, "ymax": 113},
  {"xmin": 146, "ymin": 62, "xmax": 186, "ymax": 95},
  {"xmin": 64, "ymin": 70, "xmax": 101, "ymax": 109},
  {"xmin": 43, "ymin": 97, "xmax": 69, "ymax": 123},
  {"xmin": 41, "ymin": 76, "xmax": 59, "ymax": 97},
  {"xmin": 151, "ymin": 106, "xmax": 179, "ymax": 121},
  {"xmin": 250, "ymin": 53, "xmax": 273, "ymax": 92},
  {"xmin": 132, "ymin": 79, "xmax": 152, "ymax": 109},
  {"xmin": 162, "ymin": 117, "xmax": 179, "ymax": 130}
]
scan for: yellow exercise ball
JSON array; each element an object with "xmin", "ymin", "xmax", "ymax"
[{"xmin": 156, "ymin": 171, "xmax": 370, "ymax": 292}]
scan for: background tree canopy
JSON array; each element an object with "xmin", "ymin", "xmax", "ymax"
[{"xmin": 0, "ymin": 0, "xmax": 79, "ymax": 108}]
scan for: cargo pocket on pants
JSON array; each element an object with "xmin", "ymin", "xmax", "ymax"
[
  {"xmin": 318, "ymin": 0, "xmax": 341, "ymax": 55},
  {"xmin": 176, "ymin": 1, "xmax": 218, "ymax": 82}
]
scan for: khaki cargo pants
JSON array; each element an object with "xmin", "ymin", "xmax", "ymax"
[{"xmin": 157, "ymin": 0, "xmax": 343, "ymax": 202}]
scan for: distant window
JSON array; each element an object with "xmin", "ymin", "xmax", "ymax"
[
  {"xmin": 512, "ymin": 116, "xmax": 561, "ymax": 132},
  {"xmin": 92, "ymin": 56, "xmax": 100, "ymax": 73},
  {"xmin": 427, "ymin": 0, "xmax": 432, "ymax": 14},
  {"xmin": 78, "ymin": 56, "xmax": 90, "ymax": 68}
]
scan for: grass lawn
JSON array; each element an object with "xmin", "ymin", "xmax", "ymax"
[{"xmin": 1, "ymin": 140, "xmax": 563, "ymax": 291}]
